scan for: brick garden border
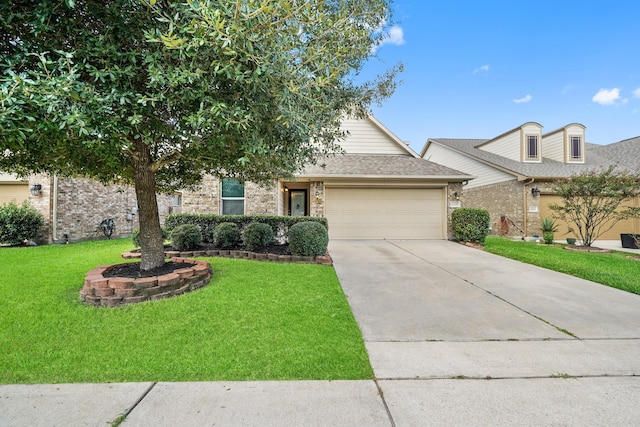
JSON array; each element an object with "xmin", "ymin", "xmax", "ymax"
[
  {"xmin": 121, "ymin": 249, "xmax": 333, "ymax": 265},
  {"xmin": 80, "ymin": 257, "xmax": 212, "ymax": 307}
]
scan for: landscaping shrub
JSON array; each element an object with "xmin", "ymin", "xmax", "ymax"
[
  {"xmin": 169, "ymin": 224, "xmax": 202, "ymax": 251},
  {"xmin": 214, "ymin": 222, "xmax": 241, "ymax": 249},
  {"xmin": 451, "ymin": 208, "xmax": 490, "ymax": 244},
  {"xmin": 165, "ymin": 214, "xmax": 328, "ymax": 243},
  {"xmin": 0, "ymin": 201, "xmax": 44, "ymax": 246},
  {"xmin": 242, "ymin": 222, "xmax": 275, "ymax": 251},
  {"xmin": 132, "ymin": 227, "xmax": 168, "ymax": 248},
  {"xmin": 288, "ymin": 221, "xmax": 328, "ymax": 256}
]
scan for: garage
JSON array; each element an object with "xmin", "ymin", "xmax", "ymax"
[
  {"xmin": 0, "ymin": 183, "xmax": 29, "ymax": 206},
  {"xmin": 325, "ymin": 187, "xmax": 445, "ymax": 239},
  {"xmin": 540, "ymin": 194, "xmax": 640, "ymax": 240}
]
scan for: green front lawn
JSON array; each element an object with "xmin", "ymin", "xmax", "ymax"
[
  {"xmin": 0, "ymin": 239, "xmax": 372, "ymax": 384},
  {"xmin": 484, "ymin": 236, "xmax": 640, "ymax": 295}
]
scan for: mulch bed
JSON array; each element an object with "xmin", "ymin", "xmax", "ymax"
[
  {"xmin": 563, "ymin": 245, "xmax": 611, "ymax": 253},
  {"xmin": 103, "ymin": 261, "xmax": 195, "ymax": 279}
]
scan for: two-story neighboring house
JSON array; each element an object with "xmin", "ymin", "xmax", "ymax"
[
  {"xmin": 421, "ymin": 122, "xmax": 640, "ymax": 239},
  {"xmin": 181, "ymin": 115, "xmax": 472, "ymax": 240}
]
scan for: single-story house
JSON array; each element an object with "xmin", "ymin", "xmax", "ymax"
[
  {"xmin": 421, "ymin": 122, "xmax": 640, "ymax": 239},
  {"xmin": 181, "ymin": 116, "xmax": 472, "ymax": 240}
]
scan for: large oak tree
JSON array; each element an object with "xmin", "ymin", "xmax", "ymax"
[{"xmin": 0, "ymin": 0, "xmax": 400, "ymax": 269}]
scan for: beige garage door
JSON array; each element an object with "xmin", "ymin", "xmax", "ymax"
[
  {"xmin": 0, "ymin": 183, "xmax": 29, "ymax": 206},
  {"xmin": 540, "ymin": 194, "xmax": 640, "ymax": 240},
  {"xmin": 325, "ymin": 187, "xmax": 444, "ymax": 239}
]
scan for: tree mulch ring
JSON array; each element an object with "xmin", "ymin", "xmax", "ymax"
[
  {"xmin": 563, "ymin": 245, "xmax": 611, "ymax": 253},
  {"xmin": 103, "ymin": 261, "xmax": 195, "ymax": 279}
]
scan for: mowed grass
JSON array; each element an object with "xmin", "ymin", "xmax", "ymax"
[
  {"xmin": 0, "ymin": 239, "xmax": 372, "ymax": 384},
  {"xmin": 483, "ymin": 236, "xmax": 640, "ymax": 295}
]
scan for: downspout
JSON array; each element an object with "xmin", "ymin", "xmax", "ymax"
[
  {"xmin": 523, "ymin": 177, "xmax": 535, "ymax": 236},
  {"xmin": 52, "ymin": 175, "xmax": 58, "ymax": 242}
]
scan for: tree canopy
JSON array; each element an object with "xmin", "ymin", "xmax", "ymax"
[
  {"xmin": 549, "ymin": 166, "xmax": 640, "ymax": 247},
  {"xmin": 0, "ymin": 0, "xmax": 401, "ymax": 269}
]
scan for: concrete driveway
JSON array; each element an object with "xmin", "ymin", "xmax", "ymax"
[{"xmin": 330, "ymin": 240, "xmax": 640, "ymax": 425}]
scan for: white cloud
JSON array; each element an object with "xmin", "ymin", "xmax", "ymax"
[
  {"xmin": 372, "ymin": 25, "xmax": 405, "ymax": 53},
  {"xmin": 633, "ymin": 88, "xmax": 640, "ymax": 98},
  {"xmin": 561, "ymin": 84, "xmax": 574, "ymax": 95},
  {"xmin": 513, "ymin": 94, "xmax": 532, "ymax": 104},
  {"xmin": 473, "ymin": 64, "xmax": 490, "ymax": 74},
  {"xmin": 592, "ymin": 88, "xmax": 621, "ymax": 105}
]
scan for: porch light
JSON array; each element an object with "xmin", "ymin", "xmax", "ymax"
[
  {"xmin": 531, "ymin": 187, "xmax": 541, "ymax": 197},
  {"xmin": 284, "ymin": 186, "xmax": 288, "ymax": 192},
  {"xmin": 30, "ymin": 184, "xmax": 42, "ymax": 196}
]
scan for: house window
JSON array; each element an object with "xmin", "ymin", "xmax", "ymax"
[
  {"xmin": 526, "ymin": 135, "xmax": 539, "ymax": 160},
  {"xmin": 221, "ymin": 179, "xmax": 244, "ymax": 215},
  {"xmin": 570, "ymin": 136, "xmax": 582, "ymax": 160}
]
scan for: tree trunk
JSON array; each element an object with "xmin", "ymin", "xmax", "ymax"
[{"xmin": 132, "ymin": 140, "xmax": 165, "ymax": 271}]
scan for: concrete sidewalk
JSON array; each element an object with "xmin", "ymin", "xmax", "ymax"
[{"xmin": 2, "ymin": 240, "xmax": 640, "ymax": 426}]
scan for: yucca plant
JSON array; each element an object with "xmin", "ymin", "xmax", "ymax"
[{"xmin": 540, "ymin": 217, "xmax": 559, "ymax": 244}]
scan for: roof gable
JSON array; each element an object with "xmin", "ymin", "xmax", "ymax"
[{"xmin": 339, "ymin": 116, "xmax": 419, "ymax": 157}]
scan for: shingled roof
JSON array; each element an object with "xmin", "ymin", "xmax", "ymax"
[
  {"xmin": 425, "ymin": 138, "xmax": 621, "ymax": 179},
  {"xmin": 589, "ymin": 136, "xmax": 640, "ymax": 170},
  {"xmin": 298, "ymin": 154, "xmax": 472, "ymax": 181}
]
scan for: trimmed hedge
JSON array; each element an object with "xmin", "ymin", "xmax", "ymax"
[
  {"xmin": 164, "ymin": 214, "xmax": 328, "ymax": 244},
  {"xmin": 213, "ymin": 222, "xmax": 241, "ymax": 249},
  {"xmin": 451, "ymin": 208, "xmax": 490, "ymax": 245},
  {"xmin": 288, "ymin": 221, "xmax": 329, "ymax": 256},
  {"xmin": 242, "ymin": 222, "xmax": 275, "ymax": 251},
  {"xmin": 169, "ymin": 224, "xmax": 202, "ymax": 251},
  {"xmin": 0, "ymin": 201, "xmax": 44, "ymax": 246}
]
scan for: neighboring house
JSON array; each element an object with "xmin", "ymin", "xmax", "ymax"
[
  {"xmin": 181, "ymin": 116, "xmax": 472, "ymax": 240},
  {"xmin": 421, "ymin": 122, "xmax": 640, "ymax": 239},
  {"xmin": 0, "ymin": 173, "xmax": 177, "ymax": 244}
]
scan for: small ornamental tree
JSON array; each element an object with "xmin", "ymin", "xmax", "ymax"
[
  {"xmin": 549, "ymin": 166, "xmax": 640, "ymax": 247},
  {"xmin": 0, "ymin": 0, "xmax": 400, "ymax": 270}
]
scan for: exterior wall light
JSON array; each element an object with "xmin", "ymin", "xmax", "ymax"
[
  {"xmin": 30, "ymin": 184, "xmax": 42, "ymax": 196},
  {"xmin": 531, "ymin": 187, "xmax": 541, "ymax": 196}
]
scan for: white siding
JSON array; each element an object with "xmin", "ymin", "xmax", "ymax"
[
  {"xmin": 478, "ymin": 129, "xmax": 521, "ymax": 161},
  {"xmin": 480, "ymin": 123, "xmax": 543, "ymax": 162},
  {"xmin": 541, "ymin": 131, "xmax": 564, "ymax": 162},
  {"xmin": 0, "ymin": 173, "xmax": 27, "ymax": 183},
  {"xmin": 338, "ymin": 118, "xmax": 410, "ymax": 155},
  {"xmin": 425, "ymin": 143, "xmax": 514, "ymax": 189}
]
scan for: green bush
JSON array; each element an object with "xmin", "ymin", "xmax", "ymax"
[
  {"xmin": 214, "ymin": 222, "xmax": 241, "ymax": 249},
  {"xmin": 242, "ymin": 222, "xmax": 275, "ymax": 251},
  {"xmin": 451, "ymin": 208, "xmax": 490, "ymax": 245},
  {"xmin": 288, "ymin": 221, "xmax": 328, "ymax": 256},
  {"xmin": 169, "ymin": 224, "xmax": 202, "ymax": 251},
  {"xmin": 0, "ymin": 201, "xmax": 44, "ymax": 246},
  {"xmin": 132, "ymin": 227, "xmax": 168, "ymax": 248},
  {"xmin": 164, "ymin": 214, "xmax": 328, "ymax": 243}
]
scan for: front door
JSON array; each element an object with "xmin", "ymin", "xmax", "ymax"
[{"xmin": 290, "ymin": 190, "xmax": 307, "ymax": 216}]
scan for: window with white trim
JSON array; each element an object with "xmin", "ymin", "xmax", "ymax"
[
  {"xmin": 569, "ymin": 136, "xmax": 582, "ymax": 160},
  {"xmin": 221, "ymin": 179, "xmax": 244, "ymax": 215},
  {"xmin": 526, "ymin": 135, "xmax": 539, "ymax": 160}
]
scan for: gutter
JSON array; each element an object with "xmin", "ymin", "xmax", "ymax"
[{"xmin": 52, "ymin": 175, "xmax": 58, "ymax": 242}]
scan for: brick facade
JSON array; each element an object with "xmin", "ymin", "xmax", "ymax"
[
  {"xmin": 27, "ymin": 175, "xmax": 174, "ymax": 243},
  {"xmin": 461, "ymin": 180, "xmax": 525, "ymax": 237}
]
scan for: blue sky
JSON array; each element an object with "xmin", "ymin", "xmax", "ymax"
[{"xmin": 360, "ymin": 1, "xmax": 640, "ymax": 151}]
